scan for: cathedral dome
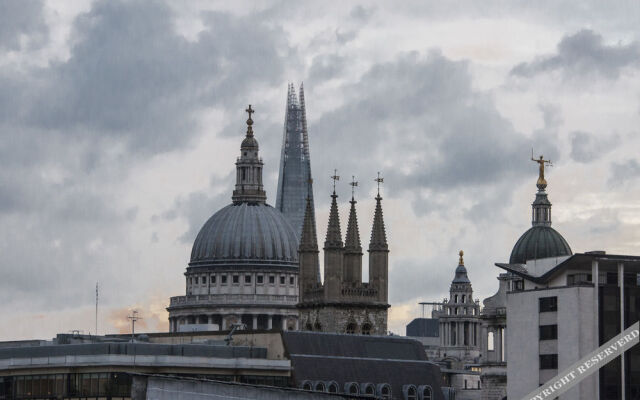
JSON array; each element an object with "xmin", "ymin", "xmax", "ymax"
[
  {"xmin": 190, "ymin": 203, "xmax": 299, "ymax": 266},
  {"xmin": 509, "ymin": 226, "xmax": 571, "ymax": 264}
]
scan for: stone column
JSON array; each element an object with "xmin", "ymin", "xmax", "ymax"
[
  {"xmin": 252, "ymin": 315, "xmax": 258, "ymax": 330},
  {"xmin": 282, "ymin": 316, "xmax": 287, "ymax": 330},
  {"xmin": 268, "ymin": 315, "xmax": 273, "ymax": 330}
]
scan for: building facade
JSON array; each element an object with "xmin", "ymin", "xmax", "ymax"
[
  {"xmin": 297, "ymin": 185, "xmax": 390, "ymax": 335},
  {"xmin": 167, "ymin": 106, "xmax": 301, "ymax": 332}
]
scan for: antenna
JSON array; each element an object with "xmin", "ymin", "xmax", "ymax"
[
  {"xmin": 95, "ymin": 282, "xmax": 99, "ymax": 336},
  {"xmin": 127, "ymin": 310, "xmax": 142, "ymax": 342}
]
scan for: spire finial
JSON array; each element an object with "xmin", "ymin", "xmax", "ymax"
[
  {"xmin": 350, "ymin": 176, "xmax": 358, "ymax": 200},
  {"xmin": 459, "ymin": 250, "xmax": 464, "ymax": 266},
  {"xmin": 331, "ymin": 169, "xmax": 340, "ymax": 194},
  {"xmin": 531, "ymin": 149, "xmax": 552, "ymax": 190},
  {"xmin": 245, "ymin": 105, "xmax": 255, "ymax": 137},
  {"xmin": 375, "ymin": 172, "xmax": 384, "ymax": 197}
]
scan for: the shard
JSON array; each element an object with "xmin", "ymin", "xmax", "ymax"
[{"xmin": 276, "ymin": 83, "xmax": 316, "ymax": 239}]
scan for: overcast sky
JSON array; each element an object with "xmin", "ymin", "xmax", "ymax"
[{"xmin": 1, "ymin": 0, "xmax": 639, "ymax": 339}]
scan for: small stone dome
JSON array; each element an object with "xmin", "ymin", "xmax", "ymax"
[
  {"xmin": 509, "ymin": 226, "xmax": 572, "ymax": 264},
  {"xmin": 190, "ymin": 202, "xmax": 299, "ymax": 266},
  {"xmin": 453, "ymin": 264, "xmax": 470, "ymax": 283}
]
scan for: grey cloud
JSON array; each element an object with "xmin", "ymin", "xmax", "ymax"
[
  {"xmin": 609, "ymin": 159, "xmax": 640, "ymax": 186},
  {"xmin": 570, "ymin": 131, "xmax": 620, "ymax": 163},
  {"xmin": 511, "ymin": 29, "xmax": 640, "ymax": 79},
  {"xmin": 309, "ymin": 51, "xmax": 559, "ymax": 216},
  {"xmin": 0, "ymin": 0, "xmax": 48, "ymax": 50},
  {"xmin": 390, "ymin": 258, "xmax": 453, "ymax": 304},
  {"xmin": 308, "ymin": 54, "xmax": 347, "ymax": 82},
  {"xmin": 349, "ymin": 5, "xmax": 374, "ymax": 22}
]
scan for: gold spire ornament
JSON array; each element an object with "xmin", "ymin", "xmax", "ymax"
[
  {"xmin": 531, "ymin": 150, "xmax": 552, "ymax": 188},
  {"xmin": 459, "ymin": 250, "xmax": 464, "ymax": 266}
]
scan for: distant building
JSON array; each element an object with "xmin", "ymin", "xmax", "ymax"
[
  {"xmin": 297, "ymin": 182, "xmax": 390, "ymax": 335},
  {"xmin": 167, "ymin": 106, "xmax": 300, "ymax": 332},
  {"xmin": 0, "ymin": 330, "xmax": 445, "ymax": 400},
  {"xmin": 276, "ymin": 83, "xmax": 316, "ymax": 239}
]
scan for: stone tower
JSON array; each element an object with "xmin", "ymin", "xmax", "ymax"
[
  {"xmin": 297, "ymin": 174, "xmax": 390, "ymax": 335},
  {"xmin": 276, "ymin": 83, "xmax": 315, "ymax": 238}
]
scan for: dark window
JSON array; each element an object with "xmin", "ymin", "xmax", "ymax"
[
  {"xmin": 195, "ymin": 277, "xmax": 199, "ymax": 284},
  {"xmin": 346, "ymin": 323, "xmax": 357, "ymax": 334},
  {"xmin": 245, "ymin": 275, "xmax": 252, "ymax": 284},
  {"xmin": 361, "ymin": 323, "xmax": 372, "ymax": 335},
  {"xmin": 540, "ymin": 354, "xmax": 558, "ymax": 369},
  {"xmin": 221, "ymin": 275, "xmax": 228, "ymax": 284},
  {"xmin": 289, "ymin": 276, "xmax": 294, "ymax": 285},
  {"xmin": 269, "ymin": 275, "xmax": 275, "ymax": 284},
  {"xmin": 513, "ymin": 280, "xmax": 524, "ymax": 291},
  {"xmin": 211, "ymin": 275, "xmax": 216, "ymax": 284},
  {"xmin": 539, "ymin": 324, "xmax": 558, "ymax": 340},
  {"xmin": 539, "ymin": 296, "xmax": 558, "ymax": 312},
  {"xmin": 202, "ymin": 276, "xmax": 207, "ymax": 284},
  {"xmin": 257, "ymin": 275, "xmax": 264, "ymax": 284},
  {"xmin": 233, "ymin": 275, "xmax": 239, "ymax": 284},
  {"xmin": 280, "ymin": 275, "xmax": 286, "ymax": 284}
]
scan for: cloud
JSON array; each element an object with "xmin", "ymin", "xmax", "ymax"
[
  {"xmin": 0, "ymin": 0, "xmax": 48, "ymax": 50},
  {"xmin": 308, "ymin": 54, "xmax": 347, "ymax": 82},
  {"xmin": 569, "ymin": 130, "xmax": 620, "ymax": 163},
  {"xmin": 511, "ymin": 29, "xmax": 640, "ymax": 79},
  {"xmin": 609, "ymin": 159, "xmax": 640, "ymax": 186},
  {"xmin": 309, "ymin": 50, "xmax": 559, "ymax": 217}
]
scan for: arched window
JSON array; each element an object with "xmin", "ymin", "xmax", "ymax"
[
  {"xmin": 361, "ymin": 323, "xmax": 372, "ymax": 335},
  {"xmin": 345, "ymin": 382, "xmax": 359, "ymax": 395},
  {"xmin": 403, "ymin": 385, "xmax": 417, "ymax": 400},
  {"xmin": 462, "ymin": 294, "xmax": 466, "ymax": 303},
  {"xmin": 346, "ymin": 322, "xmax": 357, "ymax": 334},
  {"xmin": 314, "ymin": 322, "xmax": 322, "ymax": 331},
  {"xmin": 362, "ymin": 383, "xmax": 375, "ymax": 396},
  {"xmin": 418, "ymin": 385, "xmax": 432, "ymax": 400},
  {"xmin": 305, "ymin": 323, "xmax": 313, "ymax": 331},
  {"xmin": 454, "ymin": 294, "xmax": 458, "ymax": 303},
  {"xmin": 301, "ymin": 381, "xmax": 312, "ymax": 391},
  {"xmin": 314, "ymin": 381, "xmax": 326, "ymax": 392},
  {"xmin": 327, "ymin": 382, "xmax": 339, "ymax": 393},
  {"xmin": 377, "ymin": 383, "xmax": 392, "ymax": 399}
]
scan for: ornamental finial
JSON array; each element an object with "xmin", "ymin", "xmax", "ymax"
[
  {"xmin": 331, "ymin": 169, "xmax": 340, "ymax": 194},
  {"xmin": 245, "ymin": 105, "xmax": 254, "ymax": 137},
  {"xmin": 531, "ymin": 149, "xmax": 552, "ymax": 189},
  {"xmin": 374, "ymin": 172, "xmax": 384, "ymax": 197},
  {"xmin": 459, "ymin": 250, "xmax": 464, "ymax": 266},
  {"xmin": 350, "ymin": 176, "xmax": 358, "ymax": 200}
]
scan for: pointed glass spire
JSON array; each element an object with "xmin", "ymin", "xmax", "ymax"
[{"xmin": 276, "ymin": 83, "xmax": 315, "ymax": 237}]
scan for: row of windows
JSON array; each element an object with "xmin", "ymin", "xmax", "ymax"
[
  {"xmin": 189, "ymin": 274, "xmax": 295, "ymax": 287},
  {"xmin": 453, "ymin": 294, "xmax": 472, "ymax": 303},
  {"xmin": 0, "ymin": 373, "xmax": 131, "ymax": 399},
  {"xmin": 446, "ymin": 307, "xmax": 478, "ymax": 315}
]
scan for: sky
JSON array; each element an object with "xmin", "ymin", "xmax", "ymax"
[{"xmin": 0, "ymin": 0, "xmax": 639, "ymax": 339}]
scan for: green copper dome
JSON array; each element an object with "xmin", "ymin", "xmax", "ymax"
[{"xmin": 509, "ymin": 226, "xmax": 572, "ymax": 264}]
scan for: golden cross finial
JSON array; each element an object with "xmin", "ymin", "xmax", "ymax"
[
  {"xmin": 330, "ymin": 169, "xmax": 340, "ymax": 193},
  {"xmin": 349, "ymin": 175, "xmax": 358, "ymax": 199},
  {"xmin": 459, "ymin": 250, "xmax": 464, "ymax": 265},
  {"xmin": 245, "ymin": 105, "xmax": 254, "ymax": 119},
  {"xmin": 531, "ymin": 149, "xmax": 552, "ymax": 187},
  {"xmin": 374, "ymin": 172, "xmax": 384, "ymax": 196}
]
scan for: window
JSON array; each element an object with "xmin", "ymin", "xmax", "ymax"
[
  {"xmin": 269, "ymin": 275, "xmax": 275, "ymax": 284},
  {"xmin": 464, "ymin": 380, "xmax": 468, "ymax": 389},
  {"xmin": 380, "ymin": 384, "xmax": 392, "ymax": 399},
  {"xmin": 302, "ymin": 381, "xmax": 312, "ymax": 391},
  {"xmin": 346, "ymin": 383, "xmax": 359, "ymax": 395},
  {"xmin": 540, "ymin": 354, "xmax": 558, "ymax": 370},
  {"xmin": 314, "ymin": 382, "xmax": 325, "ymax": 392},
  {"xmin": 488, "ymin": 331, "xmax": 495, "ymax": 351},
  {"xmin": 404, "ymin": 385, "xmax": 417, "ymax": 400},
  {"xmin": 539, "ymin": 324, "xmax": 558, "ymax": 340},
  {"xmin": 327, "ymin": 382, "xmax": 339, "ymax": 393},
  {"xmin": 361, "ymin": 323, "xmax": 372, "ymax": 335},
  {"xmin": 232, "ymin": 275, "xmax": 239, "ymax": 284},
  {"xmin": 567, "ymin": 273, "xmax": 592, "ymax": 285},
  {"xmin": 221, "ymin": 275, "xmax": 228, "ymax": 284},
  {"xmin": 539, "ymin": 296, "xmax": 558, "ymax": 312},
  {"xmin": 513, "ymin": 280, "xmax": 524, "ymax": 291},
  {"xmin": 257, "ymin": 275, "xmax": 264, "ymax": 284},
  {"xmin": 189, "ymin": 277, "xmax": 192, "ymax": 285},
  {"xmin": 195, "ymin": 277, "xmax": 199, "ymax": 284},
  {"xmin": 211, "ymin": 275, "xmax": 216, "ymax": 284},
  {"xmin": 420, "ymin": 386, "xmax": 432, "ymax": 400},
  {"xmin": 346, "ymin": 322, "xmax": 357, "ymax": 334},
  {"xmin": 280, "ymin": 275, "xmax": 286, "ymax": 284},
  {"xmin": 454, "ymin": 295, "xmax": 458, "ymax": 303},
  {"xmin": 462, "ymin": 294, "xmax": 466, "ymax": 303},
  {"xmin": 202, "ymin": 276, "xmax": 207, "ymax": 284},
  {"xmin": 245, "ymin": 275, "xmax": 252, "ymax": 284},
  {"xmin": 290, "ymin": 276, "xmax": 294, "ymax": 285}
]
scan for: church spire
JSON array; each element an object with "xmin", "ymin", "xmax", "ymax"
[
  {"xmin": 324, "ymin": 172, "xmax": 343, "ymax": 249},
  {"xmin": 232, "ymin": 105, "xmax": 266, "ymax": 204},
  {"xmin": 530, "ymin": 154, "xmax": 552, "ymax": 227},
  {"xmin": 369, "ymin": 182, "xmax": 388, "ymax": 251},
  {"xmin": 345, "ymin": 177, "xmax": 362, "ymax": 251},
  {"xmin": 300, "ymin": 196, "xmax": 319, "ymax": 252}
]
